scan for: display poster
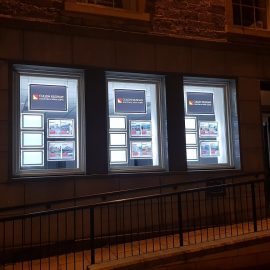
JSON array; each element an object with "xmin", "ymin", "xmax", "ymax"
[
  {"xmin": 130, "ymin": 121, "xmax": 151, "ymax": 137},
  {"xmin": 109, "ymin": 133, "xmax": 127, "ymax": 147},
  {"xmin": 110, "ymin": 149, "xmax": 128, "ymax": 164},
  {"xmin": 199, "ymin": 121, "xmax": 218, "ymax": 137},
  {"xmin": 48, "ymin": 141, "xmax": 75, "ymax": 161},
  {"xmin": 48, "ymin": 119, "xmax": 74, "ymax": 138},
  {"xmin": 200, "ymin": 141, "xmax": 220, "ymax": 158},
  {"xmin": 29, "ymin": 84, "xmax": 67, "ymax": 111},
  {"xmin": 186, "ymin": 92, "xmax": 214, "ymax": 115},
  {"xmin": 21, "ymin": 113, "xmax": 44, "ymax": 129},
  {"xmin": 185, "ymin": 117, "xmax": 197, "ymax": 130},
  {"xmin": 114, "ymin": 89, "xmax": 146, "ymax": 114},
  {"xmin": 186, "ymin": 147, "xmax": 198, "ymax": 161},
  {"xmin": 21, "ymin": 150, "xmax": 44, "ymax": 166},
  {"xmin": 109, "ymin": 116, "xmax": 126, "ymax": 130},
  {"xmin": 130, "ymin": 141, "xmax": 152, "ymax": 159},
  {"xmin": 21, "ymin": 131, "xmax": 44, "ymax": 148}
]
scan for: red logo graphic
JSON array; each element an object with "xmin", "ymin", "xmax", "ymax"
[
  {"xmin": 117, "ymin": 98, "xmax": 123, "ymax": 103},
  {"xmin": 188, "ymin": 100, "xmax": 194, "ymax": 105},
  {"xmin": 32, "ymin": 94, "xmax": 39, "ymax": 100}
]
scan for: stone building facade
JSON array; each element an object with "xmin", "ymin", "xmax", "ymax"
[{"xmin": 0, "ymin": 0, "xmax": 267, "ymax": 209}]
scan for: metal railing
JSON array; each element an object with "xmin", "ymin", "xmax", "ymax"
[
  {"xmin": 0, "ymin": 177, "xmax": 267, "ymax": 269},
  {"xmin": 0, "ymin": 172, "xmax": 263, "ymax": 216}
]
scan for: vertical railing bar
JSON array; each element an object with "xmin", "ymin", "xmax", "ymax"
[
  {"xmin": 73, "ymin": 209, "xmax": 76, "ymax": 270},
  {"xmin": 239, "ymin": 185, "xmax": 245, "ymax": 235},
  {"xmin": 185, "ymin": 193, "xmax": 190, "ymax": 245},
  {"xmin": 143, "ymin": 199, "xmax": 147, "ymax": 254},
  {"xmin": 150, "ymin": 198, "xmax": 154, "ymax": 252},
  {"xmin": 107, "ymin": 205, "xmax": 111, "ymax": 261},
  {"xmin": 90, "ymin": 206, "xmax": 95, "ymax": 264},
  {"xmin": 170, "ymin": 195, "xmax": 175, "ymax": 248},
  {"xmin": 12, "ymin": 220, "xmax": 15, "ymax": 270},
  {"xmin": 100, "ymin": 206, "xmax": 103, "ymax": 263},
  {"xmin": 216, "ymin": 194, "xmax": 221, "ymax": 239},
  {"xmin": 251, "ymin": 183, "xmax": 258, "ymax": 232},
  {"xmin": 48, "ymin": 214, "xmax": 51, "ymax": 270},
  {"xmin": 210, "ymin": 193, "xmax": 215, "ymax": 241},
  {"xmin": 197, "ymin": 191, "xmax": 203, "ymax": 243},
  {"xmin": 157, "ymin": 197, "xmax": 162, "ymax": 250},
  {"xmin": 30, "ymin": 217, "xmax": 32, "ymax": 270},
  {"xmin": 177, "ymin": 193, "xmax": 183, "ymax": 247},
  {"xmin": 164, "ymin": 196, "xmax": 168, "ymax": 249},
  {"xmin": 233, "ymin": 185, "xmax": 239, "ymax": 236},
  {"xmin": 244, "ymin": 184, "xmax": 251, "ymax": 233},
  {"xmin": 205, "ymin": 190, "xmax": 209, "ymax": 241},
  {"xmin": 136, "ymin": 200, "xmax": 141, "ymax": 255},
  {"xmin": 122, "ymin": 201, "xmax": 126, "ymax": 258},
  {"xmin": 40, "ymin": 216, "xmax": 42, "ymax": 270},
  {"xmin": 192, "ymin": 192, "xmax": 196, "ymax": 244},
  {"xmin": 228, "ymin": 186, "xmax": 233, "ymax": 237},
  {"xmin": 21, "ymin": 218, "xmax": 24, "ymax": 270},
  {"xmin": 65, "ymin": 211, "xmax": 68, "ymax": 270},
  {"xmin": 258, "ymin": 182, "xmax": 263, "ymax": 229},
  {"xmin": 129, "ymin": 200, "xmax": 134, "ymax": 256},
  {"xmin": 57, "ymin": 212, "xmax": 59, "ymax": 270},
  {"xmin": 222, "ymin": 187, "xmax": 227, "ymax": 238},
  {"xmin": 82, "ymin": 209, "xmax": 85, "ymax": 269},
  {"xmin": 115, "ymin": 202, "xmax": 119, "ymax": 260}
]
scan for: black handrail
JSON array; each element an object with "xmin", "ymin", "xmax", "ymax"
[
  {"xmin": 0, "ymin": 172, "xmax": 263, "ymax": 214},
  {"xmin": 0, "ymin": 178, "xmax": 264, "ymax": 222}
]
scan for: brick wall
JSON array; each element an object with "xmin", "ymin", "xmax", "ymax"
[
  {"xmin": 152, "ymin": 0, "xmax": 226, "ymax": 39},
  {"xmin": 0, "ymin": 0, "xmax": 226, "ymax": 40}
]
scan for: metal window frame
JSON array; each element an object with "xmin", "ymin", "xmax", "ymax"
[{"xmin": 12, "ymin": 65, "xmax": 86, "ymax": 177}]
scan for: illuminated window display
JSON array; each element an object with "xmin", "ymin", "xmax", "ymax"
[
  {"xmin": 184, "ymin": 77, "xmax": 239, "ymax": 168},
  {"xmin": 107, "ymin": 73, "xmax": 166, "ymax": 171},
  {"xmin": 13, "ymin": 66, "xmax": 85, "ymax": 176}
]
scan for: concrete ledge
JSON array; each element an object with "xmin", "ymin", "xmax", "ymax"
[{"xmin": 90, "ymin": 231, "xmax": 270, "ymax": 270}]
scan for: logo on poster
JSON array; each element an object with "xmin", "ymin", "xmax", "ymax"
[
  {"xmin": 114, "ymin": 89, "xmax": 146, "ymax": 114},
  {"xmin": 30, "ymin": 84, "xmax": 67, "ymax": 111},
  {"xmin": 186, "ymin": 92, "xmax": 214, "ymax": 115}
]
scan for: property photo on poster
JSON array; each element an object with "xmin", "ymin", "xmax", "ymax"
[
  {"xmin": 199, "ymin": 121, "xmax": 218, "ymax": 137},
  {"xmin": 130, "ymin": 141, "xmax": 152, "ymax": 159},
  {"xmin": 48, "ymin": 119, "xmax": 74, "ymax": 138},
  {"xmin": 47, "ymin": 141, "xmax": 75, "ymax": 161},
  {"xmin": 186, "ymin": 92, "xmax": 214, "ymax": 115},
  {"xmin": 200, "ymin": 141, "xmax": 220, "ymax": 158},
  {"xmin": 114, "ymin": 89, "xmax": 146, "ymax": 114},
  {"xmin": 29, "ymin": 84, "xmax": 67, "ymax": 111},
  {"xmin": 130, "ymin": 120, "xmax": 151, "ymax": 137}
]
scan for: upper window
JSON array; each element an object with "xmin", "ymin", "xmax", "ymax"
[
  {"xmin": 184, "ymin": 77, "xmax": 240, "ymax": 169},
  {"xmin": 107, "ymin": 72, "xmax": 167, "ymax": 172},
  {"xmin": 232, "ymin": 0, "xmax": 267, "ymax": 29},
  {"xmin": 13, "ymin": 65, "xmax": 85, "ymax": 177},
  {"xmin": 65, "ymin": 0, "xmax": 150, "ymax": 21}
]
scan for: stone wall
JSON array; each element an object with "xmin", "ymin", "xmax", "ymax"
[
  {"xmin": 0, "ymin": 0, "xmax": 226, "ymax": 40},
  {"xmin": 152, "ymin": 0, "xmax": 226, "ymax": 39}
]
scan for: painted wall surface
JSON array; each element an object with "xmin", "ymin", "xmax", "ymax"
[{"xmin": 0, "ymin": 0, "xmax": 266, "ymax": 210}]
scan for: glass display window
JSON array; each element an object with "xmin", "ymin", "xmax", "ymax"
[
  {"xmin": 107, "ymin": 72, "xmax": 167, "ymax": 171},
  {"xmin": 13, "ymin": 65, "xmax": 85, "ymax": 176},
  {"xmin": 184, "ymin": 77, "xmax": 240, "ymax": 169}
]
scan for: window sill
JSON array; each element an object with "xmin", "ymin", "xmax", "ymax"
[
  {"xmin": 65, "ymin": 2, "xmax": 150, "ymax": 22},
  {"xmin": 226, "ymin": 24, "xmax": 270, "ymax": 39}
]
